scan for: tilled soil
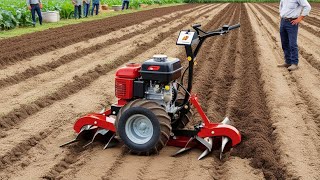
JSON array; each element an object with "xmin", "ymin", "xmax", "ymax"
[{"xmin": 0, "ymin": 3, "xmax": 320, "ymax": 180}]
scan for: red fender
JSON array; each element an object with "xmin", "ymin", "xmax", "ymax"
[
  {"xmin": 73, "ymin": 110, "xmax": 116, "ymax": 133},
  {"xmin": 197, "ymin": 124, "xmax": 241, "ymax": 146},
  {"xmin": 190, "ymin": 94, "xmax": 241, "ymax": 147}
]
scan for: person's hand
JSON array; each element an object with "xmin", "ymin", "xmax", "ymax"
[
  {"xmin": 291, "ymin": 16, "xmax": 304, "ymax": 25},
  {"xmin": 28, "ymin": 6, "xmax": 32, "ymax": 10},
  {"xmin": 39, "ymin": 3, "xmax": 43, "ymax": 9}
]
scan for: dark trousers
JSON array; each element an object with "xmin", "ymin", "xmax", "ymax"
[
  {"xmin": 91, "ymin": 3, "xmax": 99, "ymax": 15},
  {"xmin": 122, "ymin": 1, "xmax": 129, "ymax": 10},
  {"xmin": 280, "ymin": 19, "xmax": 299, "ymax": 65},
  {"xmin": 74, "ymin": 5, "xmax": 82, "ymax": 19},
  {"xmin": 31, "ymin": 4, "xmax": 42, "ymax": 25},
  {"xmin": 84, "ymin": 3, "xmax": 90, "ymax": 17}
]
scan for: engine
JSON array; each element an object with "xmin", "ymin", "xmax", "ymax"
[{"xmin": 115, "ymin": 55, "xmax": 182, "ymax": 112}]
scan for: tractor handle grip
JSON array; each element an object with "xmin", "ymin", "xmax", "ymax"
[{"xmin": 228, "ymin": 23, "xmax": 240, "ymax": 31}]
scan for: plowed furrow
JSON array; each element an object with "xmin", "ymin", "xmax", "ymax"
[
  {"xmin": 199, "ymin": 5, "xmax": 240, "ymax": 122},
  {"xmin": 248, "ymin": 3, "xmax": 320, "ymax": 179},
  {"xmin": 0, "ymin": 5, "xmax": 205, "ymax": 89},
  {"xmin": 0, "ymin": 5, "xmax": 217, "ymax": 133},
  {"xmin": 225, "ymin": 5, "xmax": 288, "ymax": 179},
  {"xmin": 0, "ymin": 4, "xmax": 199, "ymax": 69}
]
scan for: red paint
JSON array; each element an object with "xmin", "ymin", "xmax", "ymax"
[
  {"xmin": 116, "ymin": 63, "xmax": 141, "ymax": 78},
  {"xmin": 147, "ymin": 65, "xmax": 160, "ymax": 71},
  {"xmin": 74, "ymin": 111, "xmax": 116, "ymax": 133},
  {"xmin": 190, "ymin": 94, "xmax": 241, "ymax": 146},
  {"xmin": 115, "ymin": 77, "xmax": 134, "ymax": 99}
]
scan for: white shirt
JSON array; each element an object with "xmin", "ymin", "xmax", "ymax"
[{"xmin": 279, "ymin": 0, "xmax": 311, "ymax": 18}]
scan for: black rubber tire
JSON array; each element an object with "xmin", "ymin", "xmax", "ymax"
[{"xmin": 116, "ymin": 99, "xmax": 171, "ymax": 154}]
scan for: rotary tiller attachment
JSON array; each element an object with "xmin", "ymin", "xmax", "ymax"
[
  {"xmin": 60, "ymin": 110, "xmax": 118, "ymax": 149},
  {"xmin": 172, "ymin": 117, "xmax": 233, "ymax": 160}
]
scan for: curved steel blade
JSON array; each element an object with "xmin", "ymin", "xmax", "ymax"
[
  {"xmin": 103, "ymin": 133, "xmax": 117, "ymax": 149},
  {"xmin": 172, "ymin": 147, "xmax": 192, "ymax": 156},
  {"xmin": 172, "ymin": 137, "xmax": 195, "ymax": 157},
  {"xmin": 83, "ymin": 129, "xmax": 109, "ymax": 148},
  {"xmin": 198, "ymin": 149, "xmax": 210, "ymax": 160},
  {"xmin": 60, "ymin": 125, "xmax": 94, "ymax": 147},
  {"xmin": 197, "ymin": 137, "xmax": 213, "ymax": 160},
  {"xmin": 220, "ymin": 136, "xmax": 229, "ymax": 159},
  {"xmin": 195, "ymin": 136, "xmax": 212, "ymax": 151},
  {"xmin": 221, "ymin": 117, "xmax": 231, "ymax": 125}
]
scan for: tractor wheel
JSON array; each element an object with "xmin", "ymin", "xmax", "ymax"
[
  {"xmin": 171, "ymin": 92, "xmax": 193, "ymax": 129},
  {"xmin": 116, "ymin": 100, "xmax": 171, "ymax": 154}
]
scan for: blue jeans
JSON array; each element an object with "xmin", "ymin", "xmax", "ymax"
[
  {"xmin": 91, "ymin": 3, "xmax": 99, "ymax": 15},
  {"xmin": 122, "ymin": 1, "xmax": 129, "ymax": 10},
  {"xmin": 74, "ymin": 5, "xmax": 82, "ymax": 19},
  {"xmin": 84, "ymin": 3, "xmax": 90, "ymax": 17},
  {"xmin": 280, "ymin": 19, "xmax": 299, "ymax": 65},
  {"xmin": 31, "ymin": 4, "xmax": 42, "ymax": 25}
]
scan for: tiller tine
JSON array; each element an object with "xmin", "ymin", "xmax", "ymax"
[
  {"xmin": 219, "ymin": 117, "xmax": 232, "ymax": 159},
  {"xmin": 103, "ymin": 133, "xmax": 117, "ymax": 149},
  {"xmin": 197, "ymin": 137, "xmax": 213, "ymax": 160},
  {"xmin": 83, "ymin": 128, "xmax": 109, "ymax": 148},
  {"xmin": 61, "ymin": 110, "xmax": 117, "ymax": 148},
  {"xmin": 220, "ymin": 136, "xmax": 229, "ymax": 160},
  {"xmin": 172, "ymin": 137, "xmax": 195, "ymax": 156},
  {"xmin": 60, "ymin": 125, "xmax": 96, "ymax": 147}
]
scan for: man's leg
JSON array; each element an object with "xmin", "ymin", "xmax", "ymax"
[
  {"xmin": 78, "ymin": 5, "xmax": 82, "ymax": 18},
  {"xmin": 31, "ymin": 5, "xmax": 36, "ymax": 26},
  {"xmin": 35, "ymin": 5, "xmax": 42, "ymax": 25},
  {"xmin": 126, "ymin": 1, "xmax": 129, "ymax": 9},
  {"xmin": 74, "ymin": 6, "xmax": 77, "ymax": 19},
  {"xmin": 280, "ymin": 19, "xmax": 291, "ymax": 65},
  {"xmin": 287, "ymin": 23, "xmax": 299, "ymax": 65},
  {"xmin": 87, "ymin": 4, "xmax": 90, "ymax": 17},
  {"xmin": 122, "ymin": 1, "xmax": 125, "ymax": 10},
  {"xmin": 91, "ymin": 4, "xmax": 94, "ymax": 15},
  {"xmin": 96, "ymin": 4, "xmax": 99, "ymax": 15}
]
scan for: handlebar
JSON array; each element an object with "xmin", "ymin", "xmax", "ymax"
[
  {"xmin": 228, "ymin": 23, "xmax": 240, "ymax": 31},
  {"xmin": 193, "ymin": 23, "xmax": 240, "ymax": 38}
]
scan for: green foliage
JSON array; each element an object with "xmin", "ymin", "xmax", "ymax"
[
  {"xmin": 0, "ymin": 6, "xmax": 32, "ymax": 30},
  {"xmin": 0, "ymin": 0, "xmax": 184, "ymax": 30}
]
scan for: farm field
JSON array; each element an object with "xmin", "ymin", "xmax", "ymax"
[{"xmin": 0, "ymin": 3, "xmax": 320, "ymax": 180}]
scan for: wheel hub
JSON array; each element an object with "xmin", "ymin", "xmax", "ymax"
[{"xmin": 126, "ymin": 114, "xmax": 153, "ymax": 144}]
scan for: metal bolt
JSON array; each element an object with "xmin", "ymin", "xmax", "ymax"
[
  {"xmin": 94, "ymin": 121, "xmax": 97, "ymax": 124},
  {"xmin": 211, "ymin": 131, "xmax": 215, "ymax": 135},
  {"xmin": 184, "ymin": 105, "xmax": 188, "ymax": 109}
]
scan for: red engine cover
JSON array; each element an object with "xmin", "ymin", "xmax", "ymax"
[
  {"xmin": 116, "ymin": 63, "xmax": 141, "ymax": 79},
  {"xmin": 115, "ymin": 63, "xmax": 141, "ymax": 99}
]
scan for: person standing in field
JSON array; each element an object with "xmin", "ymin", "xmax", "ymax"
[
  {"xmin": 91, "ymin": 0, "xmax": 100, "ymax": 16},
  {"xmin": 72, "ymin": 0, "xmax": 82, "ymax": 19},
  {"xmin": 26, "ymin": 0, "xmax": 43, "ymax": 27},
  {"xmin": 122, "ymin": 0, "xmax": 129, "ymax": 10},
  {"xmin": 83, "ymin": 0, "xmax": 91, "ymax": 17},
  {"xmin": 278, "ymin": 0, "xmax": 311, "ymax": 71}
]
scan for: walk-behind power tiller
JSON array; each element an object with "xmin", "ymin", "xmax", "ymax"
[{"xmin": 61, "ymin": 23, "xmax": 242, "ymax": 160}]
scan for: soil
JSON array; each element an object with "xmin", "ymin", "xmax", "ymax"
[{"xmin": 0, "ymin": 3, "xmax": 319, "ymax": 180}]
